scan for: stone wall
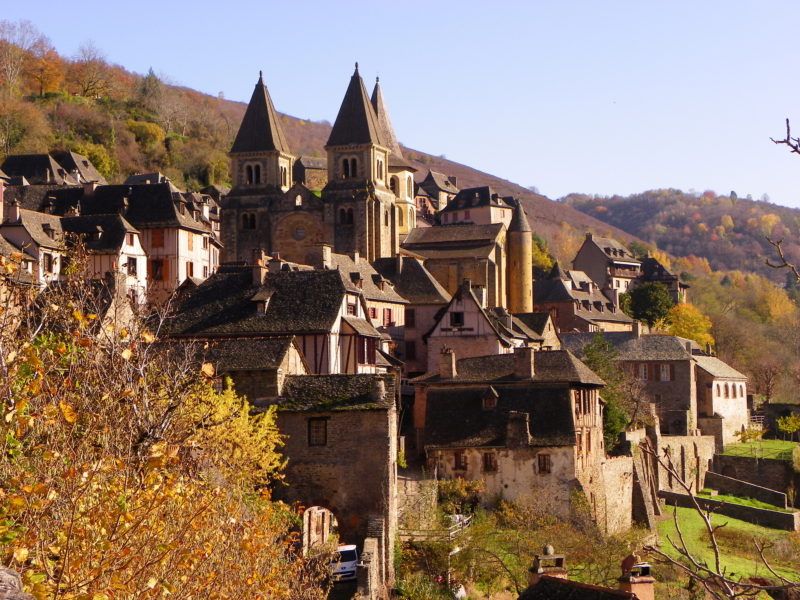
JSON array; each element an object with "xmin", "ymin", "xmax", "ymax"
[
  {"xmin": 658, "ymin": 435, "xmax": 716, "ymax": 494},
  {"xmin": 704, "ymin": 471, "xmax": 788, "ymax": 508},
  {"xmin": 599, "ymin": 455, "xmax": 635, "ymax": 534},
  {"xmin": 659, "ymin": 490, "xmax": 800, "ymax": 531},
  {"xmin": 713, "ymin": 455, "xmax": 799, "ymax": 508}
]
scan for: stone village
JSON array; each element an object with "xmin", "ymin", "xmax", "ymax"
[{"xmin": 0, "ymin": 65, "xmax": 783, "ymax": 600}]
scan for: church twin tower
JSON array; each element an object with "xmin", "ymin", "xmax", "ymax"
[{"xmin": 222, "ymin": 64, "xmax": 417, "ymax": 265}]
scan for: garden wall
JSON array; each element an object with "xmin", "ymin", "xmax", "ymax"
[
  {"xmin": 659, "ymin": 491, "xmax": 800, "ymax": 531},
  {"xmin": 713, "ymin": 454, "xmax": 799, "ymax": 508},
  {"xmin": 704, "ymin": 471, "xmax": 787, "ymax": 508}
]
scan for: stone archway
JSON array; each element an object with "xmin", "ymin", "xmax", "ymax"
[{"xmin": 302, "ymin": 505, "xmax": 339, "ymax": 555}]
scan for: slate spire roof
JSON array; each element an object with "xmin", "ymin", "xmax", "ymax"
[
  {"xmin": 370, "ymin": 77, "xmax": 403, "ymax": 159},
  {"xmin": 230, "ymin": 72, "xmax": 291, "ymax": 154},
  {"xmin": 327, "ymin": 63, "xmax": 386, "ymax": 147},
  {"xmin": 509, "ymin": 200, "xmax": 532, "ymax": 233}
]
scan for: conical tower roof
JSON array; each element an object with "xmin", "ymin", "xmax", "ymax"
[
  {"xmin": 327, "ymin": 64, "xmax": 386, "ymax": 147},
  {"xmin": 509, "ymin": 200, "xmax": 532, "ymax": 233},
  {"xmin": 370, "ymin": 77, "xmax": 403, "ymax": 159},
  {"xmin": 231, "ymin": 72, "xmax": 291, "ymax": 154}
]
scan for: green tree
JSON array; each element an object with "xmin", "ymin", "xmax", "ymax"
[
  {"xmin": 622, "ymin": 282, "xmax": 675, "ymax": 327},
  {"xmin": 777, "ymin": 414, "xmax": 800, "ymax": 441}
]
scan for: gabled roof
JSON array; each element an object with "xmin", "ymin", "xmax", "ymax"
[
  {"xmin": 329, "ymin": 253, "xmax": 406, "ymax": 304},
  {"xmin": 0, "ymin": 154, "xmax": 79, "ymax": 185},
  {"xmin": 3, "ymin": 208, "xmax": 64, "ymax": 252},
  {"xmin": 693, "ymin": 355, "xmax": 747, "ymax": 380},
  {"xmin": 514, "ymin": 312, "xmax": 553, "ymax": 337},
  {"xmin": 199, "ymin": 336, "xmax": 301, "ymax": 372},
  {"xmin": 295, "ymin": 156, "xmax": 327, "ymax": 169},
  {"xmin": 60, "ymin": 214, "xmax": 139, "ymax": 254},
  {"xmin": 270, "ymin": 373, "xmax": 396, "ymax": 412},
  {"xmin": 231, "ymin": 73, "xmax": 291, "ymax": 154},
  {"xmin": 421, "ymin": 170, "xmax": 459, "ymax": 194},
  {"xmin": 441, "ymin": 186, "xmax": 514, "ymax": 214},
  {"xmin": 585, "ymin": 234, "xmax": 640, "ymax": 263},
  {"xmin": 402, "ymin": 223, "xmax": 504, "ymax": 248},
  {"xmin": 50, "ymin": 151, "xmax": 108, "ymax": 185},
  {"xmin": 561, "ymin": 332, "xmax": 699, "ymax": 361},
  {"xmin": 327, "ymin": 64, "xmax": 386, "ymax": 148},
  {"xmin": 535, "ymin": 269, "xmax": 634, "ymax": 325},
  {"xmin": 164, "ymin": 266, "xmax": 349, "ymax": 336},
  {"xmin": 373, "ymin": 256, "xmax": 452, "ymax": 305}
]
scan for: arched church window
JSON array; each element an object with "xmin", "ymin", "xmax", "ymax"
[
  {"xmin": 339, "ymin": 208, "xmax": 347, "ymax": 223},
  {"xmin": 390, "ymin": 176, "xmax": 399, "ymax": 195},
  {"xmin": 295, "ymin": 194, "xmax": 303, "ymax": 207},
  {"xmin": 347, "ymin": 208, "xmax": 354, "ymax": 224},
  {"xmin": 384, "ymin": 210, "xmax": 389, "ymax": 226},
  {"xmin": 342, "ymin": 159, "xmax": 350, "ymax": 178},
  {"xmin": 398, "ymin": 207, "xmax": 404, "ymax": 227},
  {"xmin": 253, "ymin": 164, "xmax": 261, "ymax": 184},
  {"xmin": 377, "ymin": 159, "xmax": 384, "ymax": 180},
  {"xmin": 281, "ymin": 167, "xmax": 288, "ymax": 187},
  {"xmin": 407, "ymin": 177, "xmax": 413, "ymax": 197},
  {"xmin": 724, "ymin": 383, "xmax": 730, "ymax": 398},
  {"xmin": 350, "ymin": 158, "xmax": 358, "ymax": 178},
  {"xmin": 409, "ymin": 208, "xmax": 414, "ymax": 225},
  {"xmin": 245, "ymin": 165, "xmax": 253, "ymax": 185}
]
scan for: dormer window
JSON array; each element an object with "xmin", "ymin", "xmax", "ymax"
[
  {"xmin": 295, "ymin": 194, "xmax": 303, "ymax": 207},
  {"xmin": 482, "ymin": 395, "xmax": 497, "ymax": 410}
]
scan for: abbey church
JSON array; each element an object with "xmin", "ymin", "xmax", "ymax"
[{"xmin": 221, "ymin": 64, "xmax": 534, "ymax": 315}]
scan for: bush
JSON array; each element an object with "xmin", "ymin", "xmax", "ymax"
[{"xmin": 437, "ymin": 478, "xmax": 484, "ymax": 515}]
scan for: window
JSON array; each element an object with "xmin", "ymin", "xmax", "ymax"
[
  {"xmin": 405, "ymin": 341, "xmax": 416, "ymax": 361},
  {"xmin": 377, "ymin": 159, "xmax": 384, "ymax": 179},
  {"xmin": 253, "ymin": 164, "xmax": 261, "ymax": 184},
  {"xmin": 482, "ymin": 395, "xmax": 497, "ymax": 410},
  {"xmin": 152, "ymin": 228, "xmax": 165, "ymax": 248},
  {"xmin": 482, "ymin": 452, "xmax": 497, "ymax": 472},
  {"xmin": 308, "ymin": 418, "xmax": 327, "ymax": 446},
  {"xmin": 242, "ymin": 214, "xmax": 256, "ymax": 229},
  {"xmin": 346, "ymin": 303, "xmax": 357, "ymax": 316},
  {"xmin": 126, "ymin": 257, "xmax": 138, "ymax": 276},
  {"xmin": 407, "ymin": 177, "xmax": 413, "ymax": 197},
  {"xmin": 350, "ymin": 158, "xmax": 358, "ymax": 177},
  {"xmin": 405, "ymin": 308, "xmax": 416, "ymax": 328},
  {"xmin": 398, "ymin": 208, "xmax": 404, "ymax": 227},
  {"xmin": 390, "ymin": 176, "xmax": 398, "ymax": 195},
  {"xmin": 148, "ymin": 259, "xmax": 165, "ymax": 281},
  {"xmin": 295, "ymin": 194, "xmax": 302, "ymax": 207},
  {"xmin": 246, "ymin": 164, "xmax": 253, "ymax": 184},
  {"xmin": 454, "ymin": 450, "xmax": 467, "ymax": 470},
  {"xmin": 637, "ymin": 363, "xmax": 648, "ymax": 381},
  {"xmin": 342, "ymin": 158, "xmax": 350, "ymax": 178},
  {"xmin": 203, "ymin": 266, "xmax": 208, "ymax": 278},
  {"xmin": 188, "ymin": 232, "xmax": 194, "ymax": 251},
  {"xmin": 347, "ymin": 208, "xmax": 354, "ymax": 224},
  {"xmin": 660, "ymin": 364, "xmax": 672, "ymax": 381},
  {"xmin": 202, "ymin": 236, "xmax": 209, "ymax": 250},
  {"xmin": 537, "ymin": 453, "xmax": 551, "ymax": 474},
  {"xmin": 368, "ymin": 307, "xmax": 377, "ymax": 319},
  {"xmin": 357, "ymin": 336, "xmax": 376, "ymax": 364},
  {"xmin": 126, "ymin": 233, "xmax": 134, "ymax": 246},
  {"xmin": 383, "ymin": 308, "xmax": 392, "ymax": 326},
  {"xmin": 43, "ymin": 253, "xmax": 54, "ymax": 274},
  {"xmin": 586, "ymin": 431, "xmax": 591, "ymax": 454},
  {"xmin": 293, "ymin": 226, "xmax": 306, "ymax": 240},
  {"xmin": 384, "ymin": 210, "xmax": 389, "ymax": 226},
  {"xmin": 186, "ymin": 261, "xmax": 194, "ymax": 278},
  {"xmin": 450, "ymin": 312, "xmax": 464, "ymax": 327},
  {"xmin": 577, "ymin": 431, "xmax": 583, "ymax": 455}
]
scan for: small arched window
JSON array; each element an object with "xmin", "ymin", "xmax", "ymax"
[
  {"xmin": 409, "ymin": 208, "xmax": 414, "ymax": 225},
  {"xmin": 295, "ymin": 194, "xmax": 303, "ymax": 207},
  {"xmin": 390, "ymin": 176, "xmax": 399, "ymax": 195},
  {"xmin": 398, "ymin": 207, "xmax": 404, "ymax": 227},
  {"xmin": 724, "ymin": 383, "xmax": 730, "ymax": 398},
  {"xmin": 343, "ymin": 159, "xmax": 350, "ymax": 178},
  {"xmin": 253, "ymin": 164, "xmax": 261, "ymax": 184},
  {"xmin": 245, "ymin": 165, "xmax": 253, "ymax": 185},
  {"xmin": 347, "ymin": 208, "xmax": 354, "ymax": 224},
  {"xmin": 407, "ymin": 177, "xmax": 413, "ymax": 197},
  {"xmin": 350, "ymin": 158, "xmax": 358, "ymax": 178},
  {"xmin": 384, "ymin": 210, "xmax": 389, "ymax": 226},
  {"xmin": 716, "ymin": 383, "xmax": 721, "ymax": 397},
  {"xmin": 339, "ymin": 208, "xmax": 347, "ymax": 223}
]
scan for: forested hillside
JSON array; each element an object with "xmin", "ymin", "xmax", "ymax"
[{"xmin": 562, "ymin": 189, "xmax": 800, "ymax": 283}]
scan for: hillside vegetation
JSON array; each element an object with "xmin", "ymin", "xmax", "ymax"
[{"xmin": 562, "ymin": 188, "xmax": 800, "ymax": 283}]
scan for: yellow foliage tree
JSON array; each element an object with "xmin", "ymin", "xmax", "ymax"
[{"xmin": 665, "ymin": 303, "xmax": 714, "ymax": 348}]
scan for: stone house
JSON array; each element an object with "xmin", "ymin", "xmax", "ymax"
[
  {"xmin": 439, "ymin": 186, "xmax": 514, "ymax": 227},
  {"xmin": 415, "ymin": 347, "xmax": 634, "ymax": 534},
  {"xmin": 535, "ymin": 263, "xmax": 635, "ymax": 333},
  {"xmin": 639, "ymin": 256, "xmax": 688, "ymax": 304},
  {"xmin": 418, "ymin": 170, "xmax": 459, "ymax": 211},
  {"xmin": 164, "ymin": 260, "xmax": 393, "ymax": 375},
  {"xmin": 572, "ymin": 233, "xmax": 642, "ymax": 306},
  {"xmin": 373, "ymin": 255, "xmax": 452, "ymax": 377},
  {"xmin": 562, "ymin": 332, "xmax": 748, "ymax": 446},
  {"xmin": 424, "ymin": 280, "xmax": 543, "ymax": 372},
  {"xmin": 0, "ymin": 205, "xmax": 64, "ymax": 286}
]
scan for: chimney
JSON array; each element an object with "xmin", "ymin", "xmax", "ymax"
[
  {"xmin": 506, "ymin": 411, "xmax": 531, "ymax": 448},
  {"xmin": 585, "ymin": 232, "xmax": 593, "ymax": 240},
  {"xmin": 473, "ymin": 285, "xmax": 487, "ymax": 308},
  {"xmin": 528, "ymin": 545, "xmax": 567, "ymax": 586},
  {"xmin": 8, "ymin": 201, "xmax": 20, "ymax": 223},
  {"xmin": 632, "ymin": 320, "xmax": 641, "ymax": 338},
  {"xmin": 268, "ymin": 253, "xmax": 283, "ymax": 274},
  {"xmin": 309, "ymin": 243, "xmax": 332, "ymax": 269},
  {"xmin": 251, "ymin": 249, "xmax": 268, "ymax": 284},
  {"xmin": 439, "ymin": 347, "xmax": 457, "ymax": 379},
  {"xmin": 351, "ymin": 250, "xmax": 360, "ymax": 263},
  {"xmin": 514, "ymin": 346, "xmax": 535, "ymax": 379},
  {"xmin": 705, "ymin": 342, "xmax": 713, "ymax": 356},
  {"xmin": 618, "ymin": 555, "xmax": 654, "ymax": 600}
]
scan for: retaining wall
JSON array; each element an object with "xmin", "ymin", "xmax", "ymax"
[
  {"xmin": 659, "ymin": 490, "xmax": 800, "ymax": 531},
  {"xmin": 704, "ymin": 471, "xmax": 787, "ymax": 508},
  {"xmin": 713, "ymin": 454, "xmax": 799, "ymax": 507}
]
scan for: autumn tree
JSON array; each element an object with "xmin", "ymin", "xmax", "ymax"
[
  {"xmin": 0, "ymin": 20, "xmax": 41, "ymax": 96},
  {"xmin": 26, "ymin": 36, "xmax": 63, "ymax": 96},
  {"xmin": 0, "ymin": 251, "xmax": 330, "ymax": 599},
  {"xmin": 66, "ymin": 41, "xmax": 112, "ymax": 98},
  {"xmin": 0, "ymin": 98, "xmax": 52, "ymax": 155},
  {"xmin": 665, "ymin": 303, "xmax": 714, "ymax": 348}
]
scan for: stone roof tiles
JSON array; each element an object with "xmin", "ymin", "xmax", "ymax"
[
  {"xmin": 327, "ymin": 64, "xmax": 386, "ymax": 148},
  {"xmin": 373, "ymin": 256, "xmax": 452, "ymax": 305},
  {"xmin": 693, "ymin": 355, "xmax": 747, "ymax": 380},
  {"xmin": 60, "ymin": 214, "xmax": 139, "ymax": 254},
  {"xmin": 272, "ymin": 373, "xmax": 396, "ymax": 412},
  {"xmin": 231, "ymin": 73, "xmax": 291, "ymax": 154}
]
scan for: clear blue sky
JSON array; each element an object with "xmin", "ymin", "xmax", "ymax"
[{"xmin": 6, "ymin": 1, "xmax": 800, "ymax": 206}]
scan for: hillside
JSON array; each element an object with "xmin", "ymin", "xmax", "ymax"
[{"xmin": 562, "ymin": 189, "xmax": 800, "ymax": 283}]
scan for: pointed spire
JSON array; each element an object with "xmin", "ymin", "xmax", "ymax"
[
  {"xmin": 326, "ymin": 64, "xmax": 385, "ymax": 147},
  {"xmin": 509, "ymin": 200, "xmax": 532, "ymax": 233},
  {"xmin": 231, "ymin": 73, "xmax": 291, "ymax": 154},
  {"xmin": 370, "ymin": 76, "xmax": 404, "ymax": 160}
]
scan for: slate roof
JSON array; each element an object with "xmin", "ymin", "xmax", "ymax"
[
  {"xmin": 60, "ymin": 214, "xmax": 139, "ymax": 254},
  {"xmin": 441, "ymin": 186, "xmax": 514, "ymax": 214},
  {"xmin": 402, "ymin": 223, "xmax": 504, "ymax": 248},
  {"xmin": 164, "ymin": 266, "xmax": 349, "ymax": 336},
  {"xmin": 519, "ymin": 576, "xmax": 636, "ymax": 600},
  {"xmin": 561, "ymin": 332, "xmax": 699, "ymax": 361},
  {"xmin": 124, "ymin": 173, "xmax": 179, "ymax": 190},
  {"xmin": 514, "ymin": 312, "xmax": 552, "ymax": 337},
  {"xmin": 200, "ymin": 336, "xmax": 297, "ymax": 371},
  {"xmin": 535, "ymin": 269, "xmax": 634, "ymax": 325},
  {"xmin": 693, "ymin": 355, "xmax": 747, "ymax": 380},
  {"xmin": 414, "ymin": 350, "xmax": 603, "ymax": 386},
  {"xmin": 327, "ymin": 65, "xmax": 386, "ymax": 148},
  {"xmin": 424, "ymin": 384, "xmax": 577, "ymax": 449},
  {"xmin": 342, "ymin": 316, "xmax": 381, "ymax": 338},
  {"xmin": 421, "ymin": 170, "xmax": 459, "ymax": 194},
  {"xmin": 329, "ymin": 253, "xmax": 406, "ymax": 304},
  {"xmin": 0, "ymin": 154, "xmax": 77, "ymax": 185},
  {"xmin": 3, "ymin": 208, "xmax": 64, "ymax": 252},
  {"xmin": 296, "ymin": 156, "xmax": 326, "ymax": 169},
  {"xmin": 271, "ymin": 373, "xmax": 395, "ymax": 412},
  {"xmin": 2, "ymin": 184, "xmax": 81, "ymax": 213},
  {"xmin": 373, "ymin": 256, "xmax": 452, "ymax": 305},
  {"xmin": 589, "ymin": 235, "xmax": 640, "ymax": 263},
  {"xmin": 50, "ymin": 151, "xmax": 108, "ymax": 185},
  {"xmin": 370, "ymin": 78, "xmax": 403, "ymax": 160},
  {"xmin": 231, "ymin": 73, "xmax": 291, "ymax": 154},
  {"xmin": 509, "ymin": 200, "xmax": 532, "ymax": 233}
]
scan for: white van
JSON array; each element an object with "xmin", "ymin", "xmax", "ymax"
[{"xmin": 330, "ymin": 544, "xmax": 358, "ymax": 582}]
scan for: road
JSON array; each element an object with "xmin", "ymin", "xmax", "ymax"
[{"xmin": 328, "ymin": 580, "xmax": 357, "ymax": 600}]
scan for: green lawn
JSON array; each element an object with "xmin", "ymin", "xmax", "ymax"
[
  {"xmin": 696, "ymin": 490, "xmax": 792, "ymax": 513},
  {"xmin": 657, "ymin": 507, "xmax": 800, "ymax": 581},
  {"xmin": 722, "ymin": 439, "xmax": 798, "ymax": 461}
]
